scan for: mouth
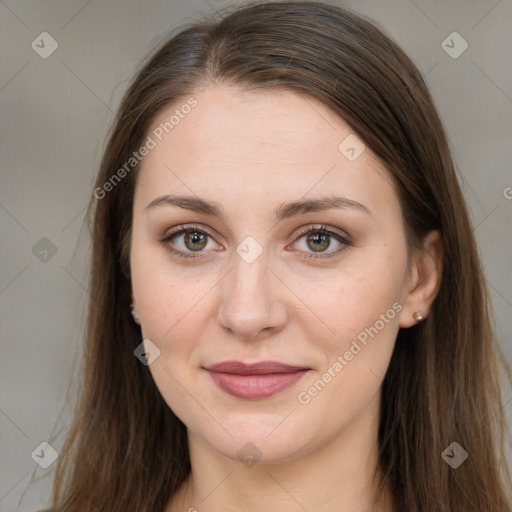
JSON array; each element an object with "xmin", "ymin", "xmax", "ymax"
[{"xmin": 203, "ymin": 360, "xmax": 310, "ymax": 399}]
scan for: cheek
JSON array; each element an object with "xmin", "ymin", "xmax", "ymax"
[
  {"xmin": 139, "ymin": 280, "xmax": 209, "ymax": 351},
  {"xmin": 304, "ymin": 267, "xmax": 404, "ymax": 351},
  {"xmin": 294, "ymin": 249, "xmax": 405, "ymax": 410},
  {"xmin": 295, "ymin": 276, "xmax": 400, "ymax": 428},
  {"xmin": 131, "ymin": 239, "xmax": 214, "ymax": 339}
]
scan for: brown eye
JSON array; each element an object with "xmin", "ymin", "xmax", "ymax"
[
  {"xmin": 159, "ymin": 224, "xmax": 221, "ymax": 260},
  {"xmin": 183, "ymin": 230, "xmax": 208, "ymax": 251},
  {"xmin": 291, "ymin": 225, "xmax": 353, "ymax": 259},
  {"xmin": 305, "ymin": 232, "xmax": 331, "ymax": 252}
]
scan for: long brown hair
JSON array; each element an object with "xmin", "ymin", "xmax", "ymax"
[{"xmin": 42, "ymin": 1, "xmax": 511, "ymax": 510}]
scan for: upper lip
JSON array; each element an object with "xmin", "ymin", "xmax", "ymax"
[{"xmin": 204, "ymin": 360, "xmax": 309, "ymax": 375}]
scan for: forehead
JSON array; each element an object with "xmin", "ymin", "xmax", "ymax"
[
  {"xmin": 146, "ymin": 85, "xmax": 351, "ymax": 166},
  {"xmin": 135, "ymin": 85, "xmax": 399, "ymax": 219}
]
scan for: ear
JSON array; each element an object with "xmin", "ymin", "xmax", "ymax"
[{"xmin": 399, "ymin": 229, "xmax": 443, "ymax": 328}]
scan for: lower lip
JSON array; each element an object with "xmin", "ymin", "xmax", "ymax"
[{"xmin": 206, "ymin": 370, "xmax": 309, "ymax": 399}]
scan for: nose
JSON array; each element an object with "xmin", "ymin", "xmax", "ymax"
[{"xmin": 216, "ymin": 250, "xmax": 288, "ymax": 340}]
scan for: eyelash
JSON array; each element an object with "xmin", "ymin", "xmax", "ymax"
[{"xmin": 159, "ymin": 223, "xmax": 353, "ymax": 261}]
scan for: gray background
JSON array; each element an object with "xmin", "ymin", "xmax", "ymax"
[{"xmin": 1, "ymin": 0, "xmax": 511, "ymax": 510}]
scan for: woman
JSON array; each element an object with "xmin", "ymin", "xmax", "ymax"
[{"xmin": 44, "ymin": 1, "xmax": 512, "ymax": 511}]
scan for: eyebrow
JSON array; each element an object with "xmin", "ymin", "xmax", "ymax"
[{"xmin": 144, "ymin": 194, "xmax": 371, "ymax": 221}]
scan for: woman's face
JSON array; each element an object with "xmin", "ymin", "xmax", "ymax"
[{"xmin": 130, "ymin": 85, "xmax": 413, "ymax": 464}]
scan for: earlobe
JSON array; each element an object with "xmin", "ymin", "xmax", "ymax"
[
  {"xmin": 399, "ymin": 230, "xmax": 443, "ymax": 328},
  {"xmin": 130, "ymin": 303, "xmax": 141, "ymax": 324},
  {"xmin": 130, "ymin": 285, "xmax": 141, "ymax": 324}
]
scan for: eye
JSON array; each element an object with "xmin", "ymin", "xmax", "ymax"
[
  {"xmin": 289, "ymin": 224, "xmax": 352, "ymax": 259},
  {"xmin": 159, "ymin": 224, "xmax": 221, "ymax": 261}
]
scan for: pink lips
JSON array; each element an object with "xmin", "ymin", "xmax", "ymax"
[{"xmin": 204, "ymin": 360, "xmax": 309, "ymax": 399}]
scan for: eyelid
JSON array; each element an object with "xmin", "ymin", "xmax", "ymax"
[
  {"xmin": 292, "ymin": 223, "xmax": 350, "ymax": 242},
  {"xmin": 161, "ymin": 223, "xmax": 216, "ymax": 242}
]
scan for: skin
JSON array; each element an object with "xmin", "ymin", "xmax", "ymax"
[{"xmin": 129, "ymin": 85, "xmax": 443, "ymax": 512}]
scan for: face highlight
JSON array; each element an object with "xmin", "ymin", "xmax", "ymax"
[{"xmin": 129, "ymin": 85, "xmax": 413, "ymax": 464}]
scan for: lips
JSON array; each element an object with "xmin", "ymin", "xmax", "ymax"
[{"xmin": 203, "ymin": 360, "xmax": 310, "ymax": 399}]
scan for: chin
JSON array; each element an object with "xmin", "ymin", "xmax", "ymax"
[{"xmin": 190, "ymin": 418, "xmax": 316, "ymax": 466}]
